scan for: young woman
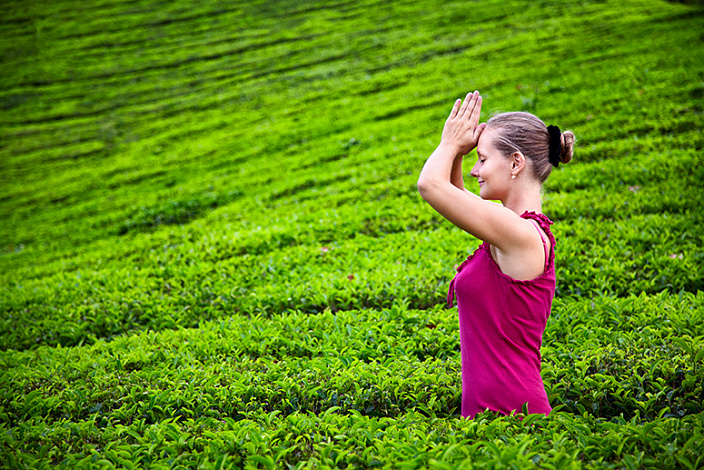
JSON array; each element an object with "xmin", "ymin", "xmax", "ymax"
[{"xmin": 417, "ymin": 90, "xmax": 574, "ymax": 419}]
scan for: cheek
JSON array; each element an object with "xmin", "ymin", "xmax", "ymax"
[{"xmin": 488, "ymin": 161, "xmax": 508, "ymax": 179}]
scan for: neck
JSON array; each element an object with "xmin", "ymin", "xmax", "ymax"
[{"xmin": 502, "ymin": 181, "xmax": 542, "ymax": 215}]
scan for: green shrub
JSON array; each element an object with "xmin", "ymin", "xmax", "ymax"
[{"xmin": 1, "ymin": 0, "xmax": 703, "ymax": 467}]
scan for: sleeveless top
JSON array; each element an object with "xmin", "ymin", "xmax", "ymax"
[{"xmin": 447, "ymin": 211, "xmax": 555, "ymax": 419}]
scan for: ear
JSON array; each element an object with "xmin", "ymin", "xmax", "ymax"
[{"xmin": 511, "ymin": 151, "xmax": 526, "ymax": 175}]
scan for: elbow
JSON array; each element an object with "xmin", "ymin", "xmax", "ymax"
[
  {"xmin": 417, "ymin": 176, "xmax": 438, "ymax": 200},
  {"xmin": 417, "ymin": 177, "xmax": 429, "ymax": 199}
]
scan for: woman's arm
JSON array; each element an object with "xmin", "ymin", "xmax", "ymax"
[
  {"xmin": 417, "ymin": 91, "xmax": 535, "ymax": 252},
  {"xmin": 450, "ymin": 154, "xmax": 468, "ymax": 192}
]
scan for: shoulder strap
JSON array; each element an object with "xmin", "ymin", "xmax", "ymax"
[{"xmin": 528, "ymin": 219, "xmax": 549, "ymax": 272}]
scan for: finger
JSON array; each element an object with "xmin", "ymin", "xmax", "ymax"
[
  {"xmin": 448, "ymin": 99, "xmax": 461, "ymax": 119},
  {"xmin": 461, "ymin": 91, "xmax": 479, "ymax": 119},
  {"xmin": 474, "ymin": 122, "xmax": 487, "ymax": 140},
  {"xmin": 468, "ymin": 95, "xmax": 482, "ymax": 127},
  {"xmin": 458, "ymin": 92, "xmax": 473, "ymax": 118},
  {"xmin": 468, "ymin": 91, "xmax": 481, "ymax": 116}
]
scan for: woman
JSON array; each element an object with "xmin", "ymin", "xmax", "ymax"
[{"xmin": 417, "ymin": 91, "xmax": 574, "ymax": 419}]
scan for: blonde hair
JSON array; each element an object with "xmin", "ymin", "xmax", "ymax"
[{"xmin": 487, "ymin": 112, "xmax": 575, "ymax": 184}]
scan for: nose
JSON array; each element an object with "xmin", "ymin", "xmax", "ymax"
[{"xmin": 470, "ymin": 160, "xmax": 480, "ymax": 178}]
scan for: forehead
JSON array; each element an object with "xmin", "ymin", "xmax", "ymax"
[{"xmin": 477, "ymin": 127, "xmax": 498, "ymax": 155}]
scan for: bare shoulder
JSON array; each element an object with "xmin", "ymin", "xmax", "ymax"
[
  {"xmin": 491, "ymin": 217, "xmax": 550, "ymax": 280},
  {"xmin": 467, "ymin": 200, "xmax": 542, "ymax": 252}
]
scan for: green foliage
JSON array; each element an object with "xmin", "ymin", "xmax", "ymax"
[{"xmin": 1, "ymin": 0, "xmax": 703, "ymax": 467}]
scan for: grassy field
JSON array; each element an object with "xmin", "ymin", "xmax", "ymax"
[{"xmin": 1, "ymin": 0, "xmax": 704, "ymax": 468}]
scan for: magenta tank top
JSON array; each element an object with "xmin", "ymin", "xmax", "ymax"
[{"xmin": 447, "ymin": 211, "xmax": 555, "ymax": 419}]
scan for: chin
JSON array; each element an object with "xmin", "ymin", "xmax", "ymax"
[{"xmin": 478, "ymin": 188, "xmax": 493, "ymax": 200}]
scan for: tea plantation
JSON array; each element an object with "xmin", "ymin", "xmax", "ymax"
[{"xmin": 1, "ymin": 0, "xmax": 703, "ymax": 467}]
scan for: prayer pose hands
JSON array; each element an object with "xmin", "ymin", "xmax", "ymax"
[{"xmin": 441, "ymin": 90, "xmax": 486, "ymax": 156}]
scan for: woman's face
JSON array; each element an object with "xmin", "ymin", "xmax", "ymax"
[{"xmin": 470, "ymin": 127, "xmax": 513, "ymax": 200}]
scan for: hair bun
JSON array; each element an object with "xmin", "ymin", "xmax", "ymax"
[{"xmin": 560, "ymin": 131, "xmax": 575, "ymax": 164}]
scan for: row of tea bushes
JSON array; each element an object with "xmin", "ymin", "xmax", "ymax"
[
  {"xmin": 2, "ymin": 210, "xmax": 701, "ymax": 350},
  {"xmin": 3, "ymin": 409, "xmax": 703, "ymax": 469},
  {"xmin": 3, "ymin": 130, "xmax": 702, "ymax": 280},
  {"xmin": 3, "ymin": 294, "xmax": 702, "ymax": 430},
  {"xmin": 2, "ymin": 302, "xmax": 702, "ymax": 469}
]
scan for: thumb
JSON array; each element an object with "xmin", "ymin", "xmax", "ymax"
[{"xmin": 475, "ymin": 122, "xmax": 487, "ymax": 138}]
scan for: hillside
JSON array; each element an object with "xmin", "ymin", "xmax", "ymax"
[{"xmin": 1, "ymin": 0, "xmax": 703, "ymax": 468}]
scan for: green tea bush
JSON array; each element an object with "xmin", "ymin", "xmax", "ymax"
[{"xmin": 1, "ymin": 0, "xmax": 703, "ymax": 467}]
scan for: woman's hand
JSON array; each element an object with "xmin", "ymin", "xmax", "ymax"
[{"xmin": 440, "ymin": 91, "xmax": 486, "ymax": 156}]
